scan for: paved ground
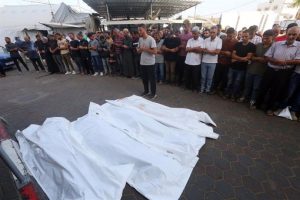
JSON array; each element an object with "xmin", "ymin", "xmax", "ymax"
[{"xmin": 0, "ymin": 68, "xmax": 299, "ymax": 200}]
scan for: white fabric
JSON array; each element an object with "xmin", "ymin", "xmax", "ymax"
[
  {"xmin": 89, "ymin": 102, "xmax": 205, "ymax": 166},
  {"xmin": 185, "ymin": 37, "xmax": 204, "ymax": 65},
  {"xmin": 106, "ymin": 95, "xmax": 219, "ymax": 139},
  {"xmin": 17, "ymin": 96, "xmax": 218, "ymax": 200},
  {"xmin": 72, "ymin": 114, "xmax": 194, "ymax": 200},
  {"xmin": 202, "ymin": 37, "xmax": 222, "ymax": 63},
  {"xmin": 17, "ymin": 118, "xmax": 134, "ymax": 200}
]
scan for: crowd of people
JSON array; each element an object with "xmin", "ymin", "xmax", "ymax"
[{"xmin": 1, "ymin": 20, "xmax": 300, "ymax": 121}]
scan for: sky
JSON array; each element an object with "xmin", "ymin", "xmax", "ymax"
[{"xmin": 0, "ymin": 0, "xmax": 267, "ymax": 17}]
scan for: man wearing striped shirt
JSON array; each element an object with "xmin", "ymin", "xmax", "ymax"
[{"xmin": 256, "ymin": 26, "xmax": 300, "ymax": 115}]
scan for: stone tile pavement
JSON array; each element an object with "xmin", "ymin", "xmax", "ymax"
[{"xmin": 0, "ymin": 69, "xmax": 299, "ymax": 200}]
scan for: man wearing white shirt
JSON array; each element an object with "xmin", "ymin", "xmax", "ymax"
[
  {"xmin": 201, "ymin": 26, "xmax": 222, "ymax": 93},
  {"xmin": 184, "ymin": 26, "xmax": 204, "ymax": 92}
]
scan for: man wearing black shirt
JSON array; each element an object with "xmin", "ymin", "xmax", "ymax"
[
  {"xmin": 161, "ymin": 33, "xmax": 180, "ymax": 84},
  {"xmin": 68, "ymin": 33, "xmax": 83, "ymax": 74},
  {"xmin": 48, "ymin": 34, "xmax": 65, "ymax": 73},
  {"xmin": 5, "ymin": 37, "xmax": 29, "ymax": 72},
  {"xmin": 225, "ymin": 30, "xmax": 255, "ymax": 100},
  {"xmin": 77, "ymin": 33, "xmax": 93, "ymax": 75}
]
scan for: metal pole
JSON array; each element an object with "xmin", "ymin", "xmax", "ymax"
[{"xmin": 106, "ymin": 3, "xmax": 110, "ymax": 21}]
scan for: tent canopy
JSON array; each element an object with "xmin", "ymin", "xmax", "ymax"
[{"xmin": 83, "ymin": 0, "xmax": 201, "ymax": 19}]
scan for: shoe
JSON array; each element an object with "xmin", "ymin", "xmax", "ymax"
[
  {"xmin": 230, "ymin": 96, "xmax": 236, "ymax": 102},
  {"xmin": 72, "ymin": 71, "xmax": 76, "ymax": 75},
  {"xmin": 65, "ymin": 71, "xmax": 71, "ymax": 75},
  {"xmin": 100, "ymin": 72, "xmax": 104, "ymax": 76},
  {"xmin": 149, "ymin": 94, "xmax": 158, "ymax": 100},
  {"xmin": 36, "ymin": 70, "xmax": 40, "ymax": 73},
  {"xmin": 93, "ymin": 72, "xmax": 99, "ymax": 76},
  {"xmin": 140, "ymin": 91, "xmax": 150, "ymax": 97},
  {"xmin": 237, "ymin": 97, "xmax": 245, "ymax": 103},
  {"xmin": 208, "ymin": 91, "xmax": 216, "ymax": 95},
  {"xmin": 249, "ymin": 101, "xmax": 256, "ymax": 110},
  {"xmin": 273, "ymin": 109, "xmax": 282, "ymax": 116},
  {"xmin": 291, "ymin": 111, "xmax": 298, "ymax": 121},
  {"xmin": 266, "ymin": 110, "xmax": 274, "ymax": 116},
  {"xmin": 159, "ymin": 81, "xmax": 163, "ymax": 84}
]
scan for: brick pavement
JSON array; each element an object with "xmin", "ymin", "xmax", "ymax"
[{"xmin": 0, "ymin": 69, "xmax": 299, "ymax": 200}]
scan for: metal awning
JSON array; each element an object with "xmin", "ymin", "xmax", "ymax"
[
  {"xmin": 40, "ymin": 22, "xmax": 85, "ymax": 29},
  {"xmin": 83, "ymin": 0, "xmax": 202, "ymax": 20},
  {"xmin": 101, "ymin": 19, "xmax": 205, "ymax": 25}
]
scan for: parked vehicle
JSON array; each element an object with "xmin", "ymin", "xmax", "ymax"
[
  {"xmin": 0, "ymin": 117, "xmax": 41, "ymax": 200},
  {"xmin": 0, "ymin": 46, "xmax": 14, "ymax": 70}
]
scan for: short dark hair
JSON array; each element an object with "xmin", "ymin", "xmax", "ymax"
[
  {"xmin": 263, "ymin": 29, "xmax": 274, "ymax": 37},
  {"xmin": 87, "ymin": 32, "xmax": 95, "ymax": 38},
  {"xmin": 287, "ymin": 23, "xmax": 298, "ymax": 30},
  {"xmin": 226, "ymin": 27, "xmax": 235, "ymax": 34},
  {"xmin": 138, "ymin": 24, "xmax": 147, "ymax": 29},
  {"xmin": 242, "ymin": 29, "xmax": 250, "ymax": 34}
]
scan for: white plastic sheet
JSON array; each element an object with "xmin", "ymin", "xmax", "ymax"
[
  {"xmin": 72, "ymin": 114, "xmax": 195, "ymax": 200},
  {"xmin": 17, "ymin": 118, "xmax": 134, "ymax": 200},
  {"xmin": 106, "ymin": 95, "xmax": 219, "ymax": 139},
  {"xmin": 89, "ymin": 102, "xmax": 205, "ymax": 166},
  {"xmin": 276, "ymin": 107, "xmax": 292, "ymax": 120},
  {"xmin": 17, "ymin": 96, "xmax": 218, "ymax": 200}
]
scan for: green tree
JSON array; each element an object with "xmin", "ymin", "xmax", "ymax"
[{"xmin": 293, "ymin": 0, "xmax": 300, "ymax": 7}]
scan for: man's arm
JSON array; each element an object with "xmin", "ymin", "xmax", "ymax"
[{"xmin": 232, "ymin": 50, "xmax": 249, "ymax": 61}]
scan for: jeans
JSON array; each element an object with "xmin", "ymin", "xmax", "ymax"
[
  {"xmin": 155, "ymin": 63, "xmax": 164, "ymax": 81},
  {"xmin": 226, "ymin": 68, "xmax": 246, "ymax": 97},
  {"xmin": 52, "ymin": 54, "xmax": 65, "ymax": 73},
  {"xmin": 140, "ymin": 65, "xmax": 156, "ymax": 95},
  {"xmin": 81, "ymin": 56, "xmax": 93, "ymax": 75},
  {"xmin": 280, "ymin": 72, "xmax": 300, "ymax": 112},
  {"xmin": 243, "ymin": 72, "xmax": 263, "ymax": 101},
  {"xmin": 165, "ymin": 60, "xmax": 176, "ymax": 83},
  {"xmin": 72, "ymin": 56, "xmax": 83, "ymax": 73},
  {"xmin": 30, "ymin": 58, "xmax": 45, "ymax": 71},
  {"xmin": 12, "ymin": 56, "xmax": 29, "ymax": 72},
  {"xmin": 102, "ymin": 58, "xmax": 109, "ymax": 74},
  {"xmin": 91, "ymin": 55, "xmax": 104, "ymax": 73},
  {"xmin": 201, "ymin": 62, "xmax": 217, "ymax": 92},
  {"xmin": 211, "ymin": 63, "xmax": 229, "ymax": 92},
  {"xmin": 116, "ymin": 53, "xmax": 123, "ymax": 74}
]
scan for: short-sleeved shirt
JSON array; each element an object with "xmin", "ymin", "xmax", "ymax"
[
  {"xmin": 79, "ymin": 39, "xmax": 90, "ymax": 58},
  {"xmin": 185, "ymin": 37, "xmax": 204, "ymax": 66},
  {"xmin": 265, "ymin": 40, "xmax": 300, "ymax": 70},
  {"xmin": 89, "ymin": 39, "xmax": 99, "ymax": 56},
  {"xmin": 69, "ymin": 40, "xmax": 81, "ymax": 57},
  {"xmin": 5, "ymin": 43, "xmax": 20, "ymax": 58},
  {"xmin": 48, "ymin": 39, "xmax": 60, "ymax": 55},
  {"xmin": 247, "ymin": 43, "xmax": 271, "ymax": 75},
  {"xmin": 155, "ymin": 39, "xmax": 164, "ymax": 63},
  {"xmin": 231, "ymin": 42, "xmax": 256, "ymax": 71},
  {"xmin": 57, "ymin": 39, "xmax": 69, "ymax": 54},
  {"xmin": 139, "ymin": 35, "xmax": 157, "ymax": 66},
  {"xmin": 178, "ymin": 32, "xmax": 193, "ymax": 57},
  {"xmin": 163, "ymin": 37, "xmax": 181, "ymax": 61},
  {"xmin": 218, "ymin": 38, "xmax": 238, "ymax": 65},
  {"xmin": 250, "ymin": 35, "xmax": 262, "ymax": 45},
  {"xmin": 202, "ymin": 36, "xmax": 222, "ymax": 63}
]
